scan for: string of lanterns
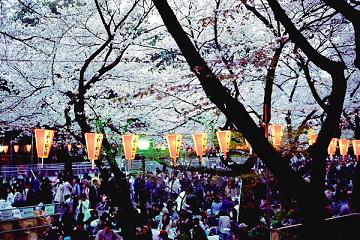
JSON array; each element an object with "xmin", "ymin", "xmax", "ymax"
[
  {"xmin": 1, "ymin": 125, "xmax": 360, "ymax": 168},
  {"xmin": 307, "ymin": 131, "xmax": 360, "ymax": 161}
]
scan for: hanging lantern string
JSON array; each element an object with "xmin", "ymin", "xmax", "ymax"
[{"xmin": 0, "ymin": 123, "xmax": 215, "ymax": 138}]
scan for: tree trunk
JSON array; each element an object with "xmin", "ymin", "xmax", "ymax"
[{"xmin": 73, "ymin": 97, "xmax": 142, "ymax": 239}]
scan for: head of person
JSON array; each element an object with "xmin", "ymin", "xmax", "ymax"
[
  {"xmin": 103, "ymin": 221, "xmax": 112, "ymax": 233},
  {"xmin": 76, "ymin": 221, "xmax": 84, "ymax": 230},
  {"xmin": 193, "ymin": 218, "xmax": 200, "ymax": 226}
]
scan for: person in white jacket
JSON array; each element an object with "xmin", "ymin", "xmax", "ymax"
[{"xmin": 54, "ymin": 179, "xmax": 64, "ymax": 203}]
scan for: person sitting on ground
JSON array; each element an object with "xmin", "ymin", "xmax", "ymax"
[{"xmin": 95, "ymin": 221, "xmax": 122, "ymax": 240}]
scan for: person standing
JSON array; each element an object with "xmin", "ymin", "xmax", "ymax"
[
  {"xmin": 89, "ymin": 179, "xmax": 99, "ymax": 209},
  {"xmin": 54, "ymin": 179, "xmax": 65, "ymax": 204}
]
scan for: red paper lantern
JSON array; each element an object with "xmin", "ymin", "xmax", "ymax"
[
  {"xmin": 85, "ymin": 133, "xmax": 103, "ymax": 169},
  {"xmin": 352, "ymin": 140, "xmax": 360, "ymax": 161},
  {"xmin": 35, "ymin": 129, "xmax": 55, "ymax": 167},
  {"xmin": 192, "ymin": 133, "xmax": 208, "ymax": 165},
  {"xmin": 216, "ymin": 130, "xmax": 231, "ymax": 159},
  {"xmin": 122, "ymin": 134, "xmax": 139, "ymax": 169},
  {"xmin": 328, "ymin": 138, "xmax": 338, "ymax": 159},
  {"xmin": 270, "ymin": 124, "xmax": 283, "ymax": 148},
  {"xmin": 166, "ymin": 134, "xmax": 182, "ymax": 167},
  {"xmin": 338, "ymin": 139, "xmax": 350, "ymax": 160}
]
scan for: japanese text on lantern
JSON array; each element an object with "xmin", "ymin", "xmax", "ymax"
[
  {"xmin": 85, "ymin": 133, "xmax": 103, "ymax": 160},
  {"xmin": 192, "ymin": 133, "xmax": 207, "ymax": 158},
  {"xmin": 216, "ymin": 130, "xmax": 231, "ymax": 157},
  {"xmin": 35, "ymin": 129, "xmax": 55, "ymax": 158},
  {"xmin": 270, "ymin": 124, "xmax": 283, "ymax": 148},
  {"xmin": 122, "ymin": 134, "xmax": 139, "ymax": 160}
]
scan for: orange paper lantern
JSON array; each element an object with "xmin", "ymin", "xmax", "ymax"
[
  {"xmin": 352, "ymin": 140, "xmax": 360, "ymax": 161},
  {"xmin": 166, "ymin": 134, "xmax": 182, "ymax": 167},
  {"xmin": 85, "ymin": 133, "xmax": 103, "ymax": 169},
  {"xmin": 35, "ymin": 129, "xmax": 55, "ymax": 167},
  {"xmin": 122, "ymin": 134, "xmax": 139, "ymax": 169},
  {"xmin": 338, "ymin": 139, "xmax": 350, "ymax": 160},
  {"xmin": 328, "ymin": 138, "xmax": 338, "ymax": 159},
  {"xmin": 216, "ymin": 130, "xmax": 231, "ymax": 159},
  {"xmin": 270, "ymin": 124, "xmax": 283, "ymax": 148},
  {"xmin": 245, "ymin": 139, "xmax": 253, "ymax": 154},
  {"xmin": 308, "ymin": 129, "xmax": 318, "ymax": 146},
  {"xmin": 192, "ymin": 133, "xmax": 208, "ymax": 165}
]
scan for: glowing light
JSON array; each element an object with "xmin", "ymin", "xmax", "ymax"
[
  {"xmin": 192, "ymin": 133, "xmax": 208, "ymax": 164},
  {"xmin": 138, "ymin": 138, "xmax": 150, "ymax": 150},
  {"xmin": 166, "ymin": 134, "xmax": 182, "ymax": 167},
  {"xmin": 85, "ymin": 133, "xmax": 104, "ymax": 169},
  {"xmin": 216, "ymin": 130, "xmax": 231, "ymax": 159},
  {"xmin": 270, "ymin": 124, "xmax": 283, "ymax": 148},
  {"xmin": 328, "ymin": 138, "xmax": 338, "ymax": 159}
]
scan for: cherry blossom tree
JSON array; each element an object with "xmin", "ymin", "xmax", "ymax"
[{"xmin": 151, "ymin": 0, "xmax": 358, "ymax": 238}]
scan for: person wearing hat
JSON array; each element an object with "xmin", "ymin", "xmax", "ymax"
[{"xmin": 95, "ymin": 221, "xmax": 122, "ymax": 240}]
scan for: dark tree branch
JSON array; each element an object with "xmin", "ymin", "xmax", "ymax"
[
  {"xmin": 243, "ymin": 2, "xmax": 278, "ymax": 36},
  {"xmin": 321, "ymin": 0, "xmax": 360, "ymax": 69},
  {"xmin": 94, "ymin": 0, "xmax": 111, "ymax": 37},
  {"xmin": 267, "ymin": 0, "xmax": 345, "ymax": 73},
  {"xmin": 299, "ymin": 59, "xmax": 328, "ymax": 110}
]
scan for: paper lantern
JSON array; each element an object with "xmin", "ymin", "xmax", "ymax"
[
  {"xmin": 192, "ymin": 133, "xmax": 208, "ymax": 165},
  {"xmin": 122, "ymin": 134, "xmax": 139, "ymax": 169},
  {"xmin": 13, "ymin": 144, "xmax": 19, "ymax": 153},
  {"xmin": 352, "ymin": 140, "xmax": 360, "ymax": 161},
  {"xmin": 328, "ymin": 138, "xmax": 338, "ymax": 159},
  {"xmin": 2, "ymin": 145, "xmax": 8, "ymax": 154},
  {"xmin": 35, "ymin": 129, "xmax": 55, "ymax": 167},
  {"xmin": 245, "ymin": 139, "xmax": 253, "ymax": 154},
  {"xmin": 216, "ymin": 130, "xmax": 231, "ymax": 159},
  {"xmin": 85, "ymin": 133, "xmax": 104, "ymax": 169},
  {"xmin": 270, "ymin": 124, "xmax": 283, "ymax": 148},
  {"xmin": 166, "ymin": 134, "xmax": 182, "ymax": 167},
  {"xmin": 26, "ymin": 144, "xmax": 32, "ymax": 152},
  {"xmin": 308, "ymin": 129, "xmax": 318, "ymax": 146},
  {"xmin": 338, "ymin": 139, "xmax": 350, "ymax": 160},
  {"xmin": 67, "ymin": 144, "xmax": 72, "ymax": 152}
]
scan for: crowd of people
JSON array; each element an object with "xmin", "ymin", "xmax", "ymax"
[{"xmin": 0, "ymin": 153, "xmax": 358, "ymax": 240}]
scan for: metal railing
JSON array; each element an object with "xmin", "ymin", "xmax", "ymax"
[
  {"xmin": 0, "ymin": 203, "xmax": 62, "ymax": 238},
  {"xmin": 270, "ymin": 213, "xmax": 360, "ymax": 240},
  {"xmin": 0, "ymin": 156, "xmax": 248, "ymax": 178}
]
